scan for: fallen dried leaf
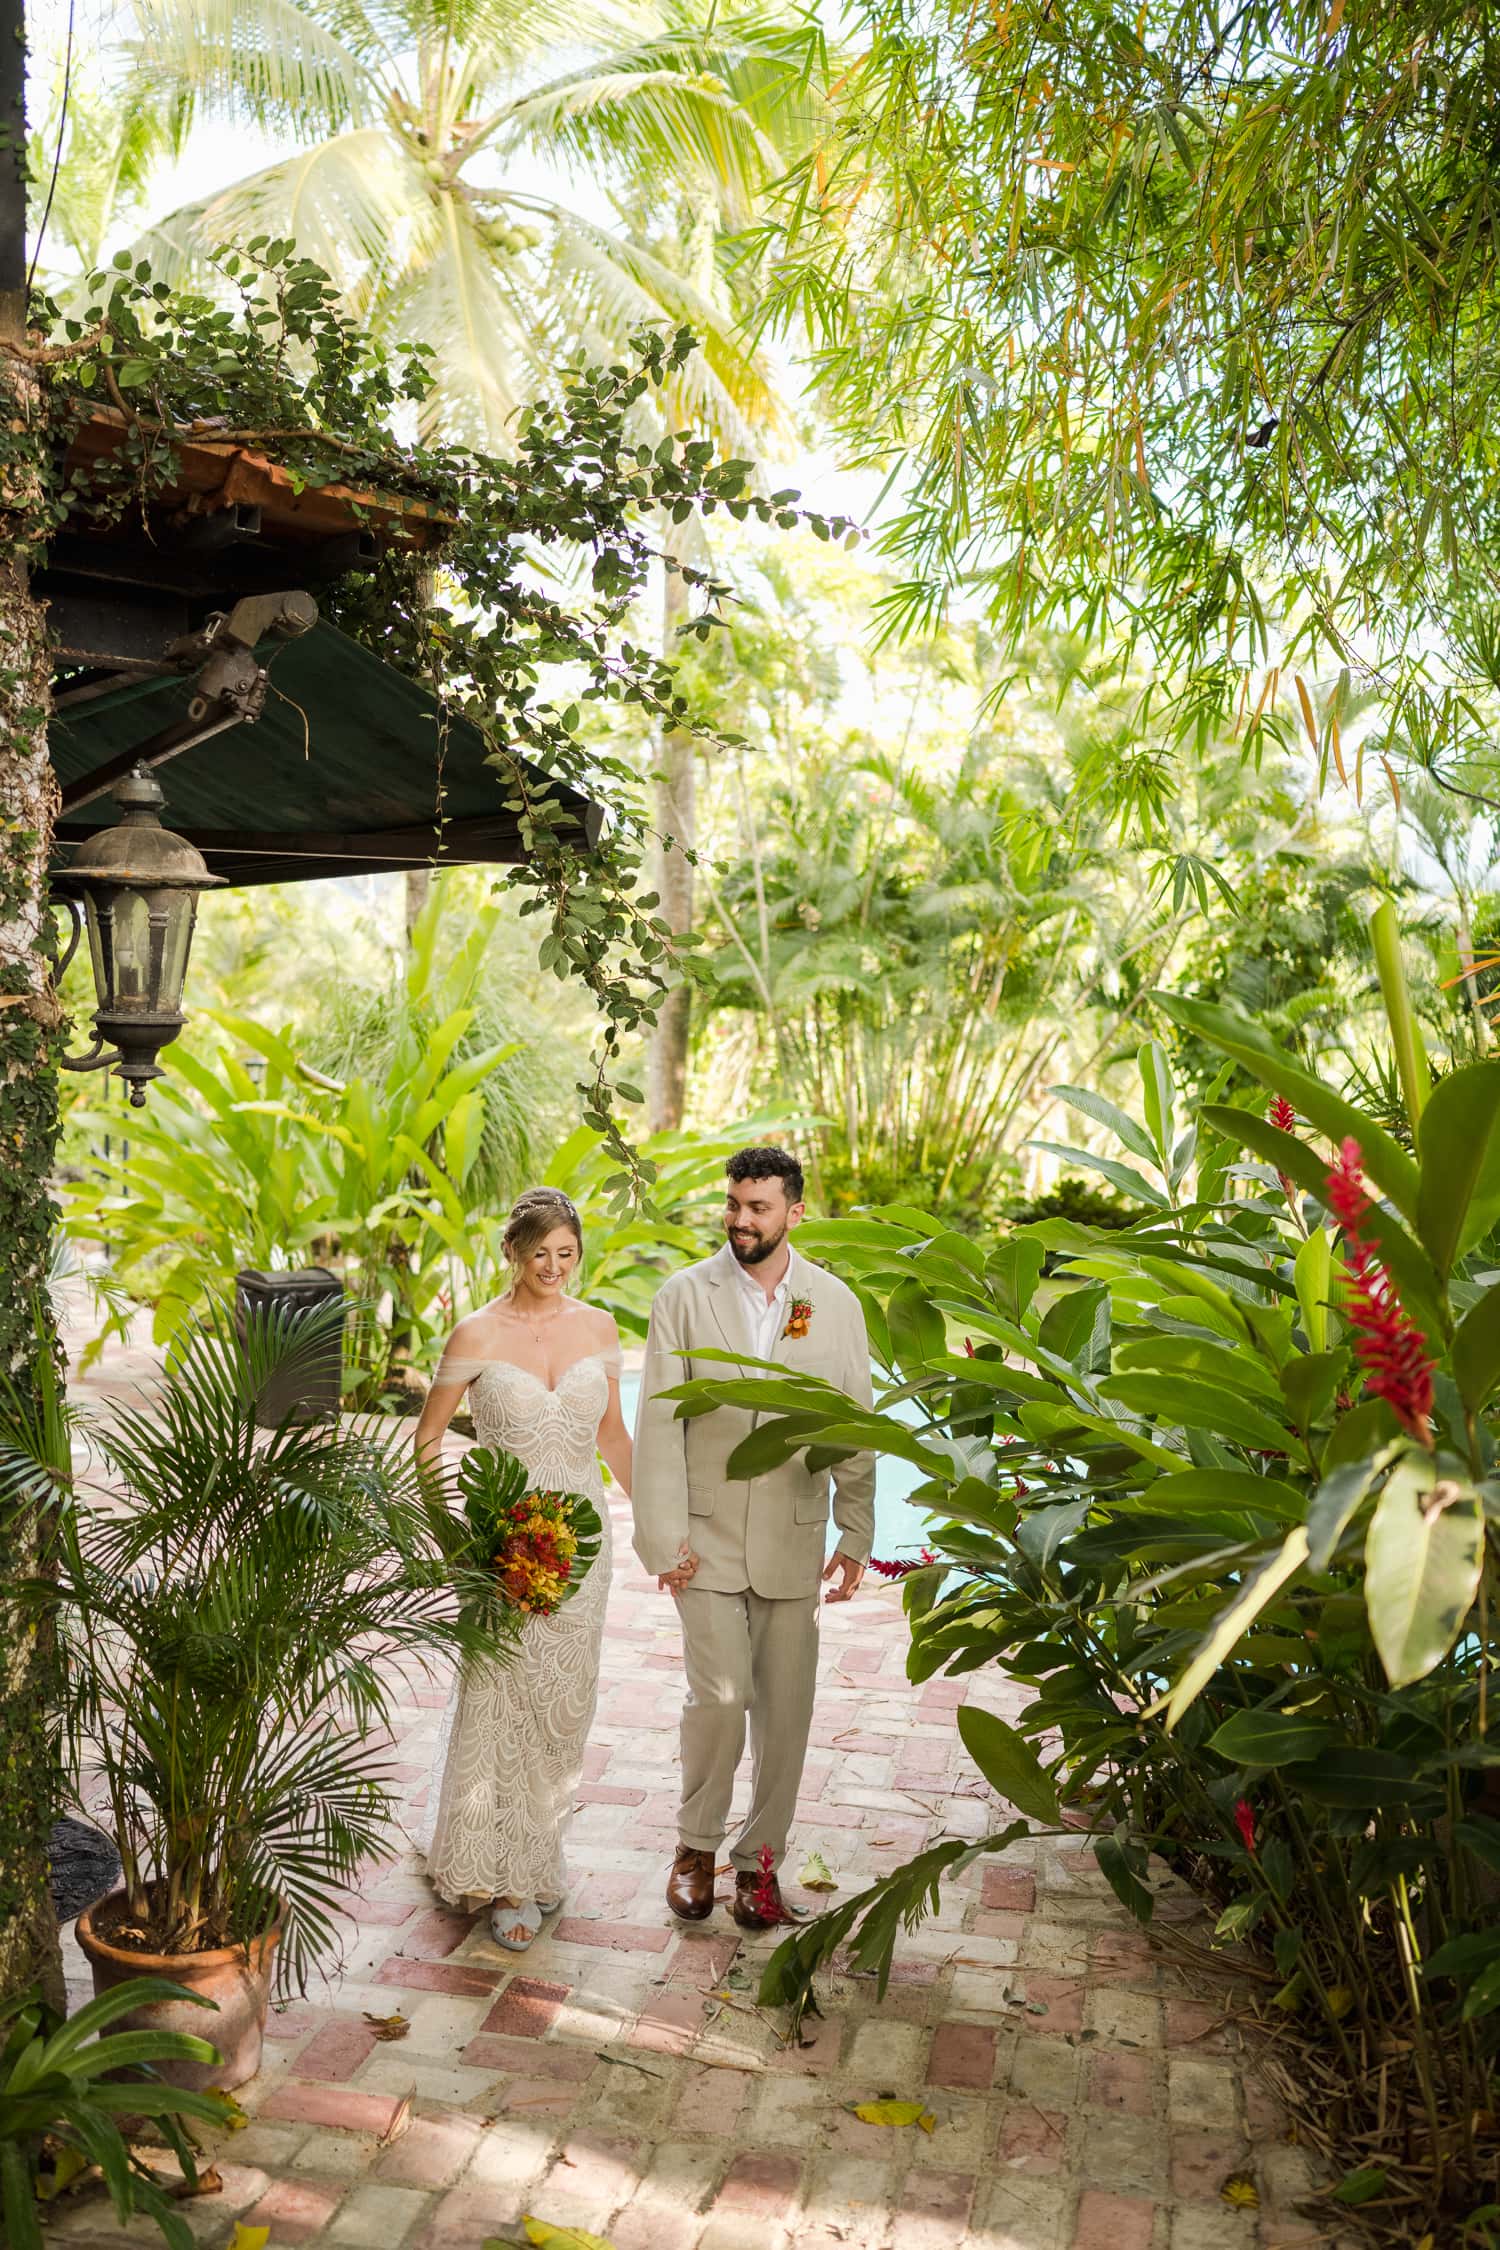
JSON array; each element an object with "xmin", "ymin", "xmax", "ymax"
[
  {"xmin": 376, "ymin": 2091, "xmax": 413, "ymax": 2149},
  {"xmin": 849, "ymin": 2098, "xmax": 938, "ymax": 2132},
  {"xmin": 229, "ymin": 2228, "xmax": 271, "ymax": 2250},
  {"xmin": 1220, "ymin": 2172, "xmax": 1259, "ymax": 2210},
  {"xmin": 174, "ymin": 2166, "xmax": 223, "ymax": 2200},
  {"xmin": 797, "ymin": 1851, "xmax": 839, "ymax": 1893},
  {"xmin": 362, "ymin": 2011, "xmax": 410, "ymax": 2042}
]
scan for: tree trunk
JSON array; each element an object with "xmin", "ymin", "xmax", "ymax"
[
  {"xmin": 404, "ymin": 866, "xmax": 431, "ymax": 943},
  {"xmin": 0, "ymin": 293, "xmax": 68, "ymax": 2011},
  {"xmin": 647, "ymin": 555, "xmax": 694, "ymax": 1133}
]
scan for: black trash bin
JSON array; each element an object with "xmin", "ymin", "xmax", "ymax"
[{"xmin": 235, "ymin": 1267, "xmax": 345, "ymax": 1427}]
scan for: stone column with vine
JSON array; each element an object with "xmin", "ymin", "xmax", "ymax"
[{"xmin": 0, "ymin": 275, "xmax": 68, "ymax": 2007}]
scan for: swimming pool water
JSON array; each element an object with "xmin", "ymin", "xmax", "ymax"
[{"xmin": 618, "ymin": 1373, "xmax": 936, "ymax": 1565}]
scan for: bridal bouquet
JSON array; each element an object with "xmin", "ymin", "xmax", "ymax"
[{"xmin": 455, "ymin": 1445, "xmax": 602, "ymax": 1626}]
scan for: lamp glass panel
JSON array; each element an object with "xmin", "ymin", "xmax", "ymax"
[
  {"xmin": 101, "ymin": 888, "xmax": 155, "ymax": 1012},
  {"xmin": 153, "ymin": 890, "xmax": 197, "ymax": 1013}
]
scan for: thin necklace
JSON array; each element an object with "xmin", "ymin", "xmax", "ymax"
[{"xmin": 506, "ymin": 1291, "xmax": 566, "ymax": 1342}]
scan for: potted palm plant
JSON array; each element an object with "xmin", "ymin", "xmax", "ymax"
[{"xmin": 2, "ymin": 1307, "xmax": 496, "ymax": 2091}]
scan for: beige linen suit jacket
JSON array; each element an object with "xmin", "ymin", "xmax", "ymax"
[{"xmin": 631, "ymin": 1243, "xmax": 876, "ymax": 1599}]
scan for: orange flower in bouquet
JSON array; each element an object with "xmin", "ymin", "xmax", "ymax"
[
  {"xmin": 455, "ymin": 1447, "xmax": 602, "ymax": 1630},
  {"xmin": 495, "ymin": 1491, "xmax": 581, "ymax": 1618}
]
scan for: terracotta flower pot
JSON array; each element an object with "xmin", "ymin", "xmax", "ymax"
[{"xmin": 75, "ymin": 1893, "xmax": 282, "ymax": 2091}]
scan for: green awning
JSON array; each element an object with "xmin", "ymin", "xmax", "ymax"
[{"xmin": 49, "ymin": 622, "xmax": 601, "ymax": 891}]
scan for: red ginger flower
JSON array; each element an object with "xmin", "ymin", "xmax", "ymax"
[
  {"xmin": 1269, "ymin": 1096, "xmax": 1300, "ymax": 1208},
  {"xmin": 752, "ymin": 1844, "xmax": 789, "ymax": 1924},
  {"xmin": 1324, "ymin": 1138, "xmax": 1435, "ymax": 1444},
  {"xmin": 868, "ymin": 1549, "xmax": 939, "ymax": 1579},
  {"xmin": 1234, "ymin": 1798, "xmax": 1256, "ymax": 1855}
]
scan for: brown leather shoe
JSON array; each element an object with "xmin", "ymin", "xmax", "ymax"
[
  {"xmin": 666, "ymin": 1846, "xmax": 716, "ymax": 1922},
  {"xmin": 730, "ymin": 1868, "xmax": 786, "ymax": 1931}
]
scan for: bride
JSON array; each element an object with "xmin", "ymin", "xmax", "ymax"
[{"xmin": 415, "ymin": 1186, "xmax": 635, "ymax": 1951}]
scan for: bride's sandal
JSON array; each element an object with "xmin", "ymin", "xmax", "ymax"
[
  {"xmin": 489, "ymin": 1898, "xmax": 544, "ymax": 1952},
  {"xmin": 535, "ymin": 1893, "xmax": 565, "ymax": 1916}
]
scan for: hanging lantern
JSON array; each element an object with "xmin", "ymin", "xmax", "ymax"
[{"xmin": 58, "ymin": 765, "xmax": 223, "ymax": 1106}]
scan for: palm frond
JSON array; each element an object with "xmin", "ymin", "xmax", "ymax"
[{"xmin": 123, "ymin": 0, "xmax": 384, "ymax": 138}]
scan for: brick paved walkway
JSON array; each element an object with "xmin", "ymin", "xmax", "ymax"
[{"xmin": 49, "ymin": 1308, "xmax": 1344, "ymax": 2250}]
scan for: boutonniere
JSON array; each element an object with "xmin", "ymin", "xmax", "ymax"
[{"xmin": 782, "ymin": 1295, "xmax": 814, "ymax": 1341}]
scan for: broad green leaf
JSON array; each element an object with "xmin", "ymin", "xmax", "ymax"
[
  {"xmin": 1364, "ymin": 1458, "xmax": 1483, "ymax": 1686},
  {"xmin": 1461, "ymin": 1960, "xmax": 1500, "ymax": 2021},
  {"xmin": 985, "ymin": 1234, "xmax": 1045, "ymax": 1322},
  {"xmin": 1158, "ymin": 995, "xmax": 1421, "ymax": 1220},
  {"xmin": 1294, "ymin": 1227, "xmax": 1333, "ymax": 1353},
  {"xmin": 1160, "ymin": 1529, "xmax": 1310, "ymax": 1728},
  {"xmin": 1454, "ymin": 1818, "xmax": 1500, "ymax": 1876},
  {"xmin": 1051, "ymin": 1082, "xmax": 1159, "ymax": 1168},
  {"xmin": 1202, "ymin": 1105, "xmax": 1443, "ymax": 1329},
  {"xmin": 1100, "ymin": 1374, "xmax": 1298, "ymax": 1455},
  {"xmin": 1452, "ymin": 1281, "xmax": 1500, "ymax": 1412},
  {"xmin": 1278, "ymin": 1352, "xmax": 1343, "ymax": 1431},
  {"xmin": 888, "ymin": 1277, "xmax": 947, "ymax": 1372},
  {"xmin": 1095, "ymin": 1826, "xmax": 1154, "ymax": 1924},
  {"xmin": 1413, "ymin": 1059, "xmax": 1500, "ymax": 1271},
  {"xmin": 1029, "ymin": 1140, "xmax": 1170, "ymax": 1208},
  {"xmin": 1306, "ymin": 1453, "xmax": 1391, "ymax": 1569},
  {"xmin": 1139, "ymin": 1039, "xmax": 1174, "ymax": 1163},
  {"xmin": 1207, "ymin": 1709, "xmax": 1334, "ymax": 1767},
  {"xmin": 1133, "ymin": 1468, "xmax": 1306, "ymax": 1524},
  {"xmin": 956, "ymin": 1706, "xmax": 1060, "ymax": 1824}
]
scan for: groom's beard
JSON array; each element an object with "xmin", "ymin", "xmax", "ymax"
[{"xmin": 728, "ymin": 1224, "xmax": 787, "ymax": 1266}]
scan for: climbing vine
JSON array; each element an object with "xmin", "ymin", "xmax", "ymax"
[{"xmin": 36, "ymin": 242, "xmax": 856, "ymax": 1202}]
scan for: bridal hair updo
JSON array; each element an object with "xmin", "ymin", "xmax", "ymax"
[{"xmin": 502, "ymin": 1187, "xmax": 584, "ymax": 1275}]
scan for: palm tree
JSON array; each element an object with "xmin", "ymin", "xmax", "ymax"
[
  {"xmin": 114, "ymin": 0, "xmax": 817, "ymax": 1110},
  {"xmin": 115, "ymin": 0, "xmax": 811, "ymax": 450}
]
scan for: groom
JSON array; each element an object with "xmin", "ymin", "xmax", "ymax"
[{"xmin": 632, "ymin": 1145, "xmax": 875, "ymax": 1929}]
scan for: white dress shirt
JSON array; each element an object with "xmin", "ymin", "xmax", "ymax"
[{"xmin": 734, "ymin": 1253, "xmax": 790, "ymax": 1361}]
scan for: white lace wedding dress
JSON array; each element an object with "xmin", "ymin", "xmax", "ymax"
[{"xmin": 425, "ymin": 1351, "xmax": 616, "ymax": 1908}]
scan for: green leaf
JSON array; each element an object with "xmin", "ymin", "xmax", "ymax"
[
  {"xmin": 1095, "ymin": 1826, "xmax": 1154, "ymax": 1925},
  {"xmin": 1454, "ymin": 1817, "xmax": 1500, "ymax": 1877},
  {"xmin": 1294, "ymin": 1227, "xmax": 1333, "ymax": 1353},
  {"xmin": 1132, "ymin": 1468, "xmax": 1307, "ymax": 1524},
  {"xmin": 1452, "ymin": 1280, "xmax": 1500, "ymax": 1412},
  {"xmin": 1207, "ymin": 1709, "xmax": 1334, "ymax": 1768},
  {"xmin": 1364, "ymin": 1457, "xmax": 1483, "ymax": 1686},
  {"xmin": 1413, "ymin": 1060, "xmax": 1500, "ymax": 1272},
  {"xmin": 956, "ymin": 1706, "xmax": 1060, "ymax": 1825},
  {"xmin": 888, "ymin": 1278, "xmax": 946, "ymax": 1372},
  {"xmin": 1306, "ymin": 1453, "xmax": 1390, "ymax": 1569},
  {"xmin": 1461, "ymin": 1959, "xmax": 1500, "ymax": 2021},
  {"xmin": 1160, "ymin": 1529, "xmax": 1310, "ymax": 1728},
  {"xmin": 1029, "ymin": 1141, "xmax": 1169, "ymax": 1209},
  {"xmin": 985, "ymin": 1234, "xmax": 1045, "ymax": 1323},
  {"xmin": 1051, "ymin": 1083, "xmax": 1158, "ymax": 1169},
  {"xmin": 1138, "ymin": 1040, "xmax": 1174, "ymax": 1165},
  {"xmin": 1161, "ymin": 996, "xmax": 1420, "ymax": 1220},
  {"xmin": 1330, "ymin": 2167, "xmax": 1388, "ymax": 2207},
  {"xmin": 1100, "ymin": 1374, "xmax": 1298, "ymax": 1455},
  {"xmin": 1202, "ymin": 1105, "xmax": 1443, "ymax": 1327}
]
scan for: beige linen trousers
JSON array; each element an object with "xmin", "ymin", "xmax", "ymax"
[{"xmin": 631, "ymin": 1243, "xmax": 876, "ymax": 1870}]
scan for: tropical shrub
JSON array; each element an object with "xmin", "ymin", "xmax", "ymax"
[
  {"xmin": 0, "ymin": 1980, "xmax": 227, "ymax": 2250},
  {"xmin": 677, "ymin": 1011, "xmax": 1500, "ymax": 2228},
  {"xmin": 0, "ymin": 1312, "xmax": 501, "ymax": 1995}
]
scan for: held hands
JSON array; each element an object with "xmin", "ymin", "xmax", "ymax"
[
  {"xmin": 821, "ymin": 1551, "xmax": 865, "ymax": 1603},
  {"xmin": 658, "ymin": 1541, "xmax": 700, "ymax": 1594}
]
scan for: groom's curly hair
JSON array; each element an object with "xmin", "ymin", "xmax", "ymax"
[{"xmin": 726, "ymin": 1145, "xmax": 804, "ymax": 1203}]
